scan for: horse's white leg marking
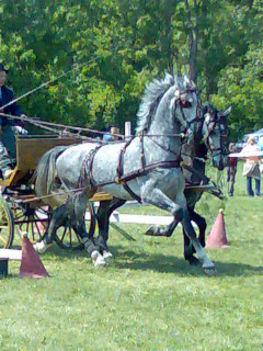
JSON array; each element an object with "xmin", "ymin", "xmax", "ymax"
[
  {"xmin": 102, "ymin": 250, "xmax": 113, "ymax": 261},
  {"xmin": 91, "ymin": 250, "xmax": 107, "ymax": 267},
  {"xmin": 33, "ymin": 240, "xmax": 49, "ymax": 254}
]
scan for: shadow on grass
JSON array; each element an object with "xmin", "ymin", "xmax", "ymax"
[
  {"xmin": 114, "ymin": 249, "xmax": 263, "ymax": 277},
  {"xmin": 40, "ymin": 244, "xmax": 263, "ymax": 277}
]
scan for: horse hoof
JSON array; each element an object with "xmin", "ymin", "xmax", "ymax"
[
  {"xmin": 188, "ymin": 256, "xmax": 200, "ymax": 266},
  {"xmin": 145, "ymin": 225, "xmax": 157, "ymax": 236},
  {"xmin": 33, "ymin": 241, "xmax": 48, "ymax": 254},
  {"xmin": 91, "ymin": 250, "xmax": 107, "ymax": 267},
  {"xmin": 103, "ymin": 250, "xmax": 113, "ymax": 261},
  {"xmin": 204, "ymin": 267, "xmax": 217, "ymax": 276}
]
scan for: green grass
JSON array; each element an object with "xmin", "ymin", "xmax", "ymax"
[{"xmin": 1, "ymin": 163, "xmax": 263, "ymax": 350}]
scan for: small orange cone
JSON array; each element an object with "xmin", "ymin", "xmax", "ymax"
[
  {"xmin": 19, "ymin": 235, "xmax": 49, "ymax": 278},
  {"xmin": 206, "ymin": 209, "xmax": 229, "ymax": 249}
]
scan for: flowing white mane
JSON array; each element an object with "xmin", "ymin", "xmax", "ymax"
[
  {"xmin": 136, "ymin": 73, "xmax": 175, "ymax": 134},
  {"xmin": 136, "ymin": 73, "xmax": 195, "ymax": 134}
]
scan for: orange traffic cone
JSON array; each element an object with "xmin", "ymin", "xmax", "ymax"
[
  {"xmin": 19, "ymin": 235, "xmax": 49, "ymax": 278},
  {"xmin": 206, "ymin": 209, "xmax": 229, "ymax": 249}
]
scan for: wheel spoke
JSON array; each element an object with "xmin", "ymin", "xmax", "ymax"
[
  {"xmin": 26, "ymin": 221, "xmax": 29, "ymax": 235},
  {"xmin": 0, "ymin": 197, "xmax": 14, "ymax": 249},
  {"xmin": 31, "ymin": 220, "xmax": 35, "ymax": 241},
  {"xmin": 13, "ymin": 211, "xmax": 24, "ymax": 220},
  {"xmin": 34, "ymin": 216, "xmax": 42, "ymax": 238},
  {"xmin": 60, "ymin": 226, "xmax": 67, "ymax": 244},
  {"xmin": 0, "ymin": 236, "xmax": 8, "ymax": 245},
  {"xmin": 69, "ymin": 227, "xmax": 72, "ymax": 248},
  {"xmin": 76, "ymin": 233, "xmax": 82, "ymax": 244}
]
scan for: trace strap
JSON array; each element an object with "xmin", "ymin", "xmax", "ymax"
[{"xmin": 79, "ymin": 137, "xmax": 182, "ymax": 203}]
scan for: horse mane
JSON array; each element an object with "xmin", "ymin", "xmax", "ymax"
[{"xmin": 136, "ymin": 73, "xmax": 175, "ymax": 134}]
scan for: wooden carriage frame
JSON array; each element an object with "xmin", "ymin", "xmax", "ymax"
[{"xmin": 0, "ymin": 135, "xmax": 112, "ymax": 250}]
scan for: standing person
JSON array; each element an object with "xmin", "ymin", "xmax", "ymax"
[
  {"xmin": 0, "ymin": 63, "xmax": 26, "ymax": 179},
  {"xmin": 110, "ymin": 126, "xmax": 122, "ymax": 140},
  {"xmin": 102, "ymin": 123, "xmax": 114, "ymax": 142},
  {"xmin": 227, "ymin": 143, "xmax": 238, "ymax": 196},
  {"xmin": 242, "ymin": 136, "xmax": 261, "ymax": 196}
]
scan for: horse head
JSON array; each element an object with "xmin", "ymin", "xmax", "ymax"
[
  {"xmin": 136, "ymin": 73, "xmax": 198, "ymax": 139},
  {"xmin": 172, "ymin": 74, "xmax": 198, "ymax": 137},
  {"xmin": 201, "ymin": 103, "xmax": 231, "ymax": 170}
]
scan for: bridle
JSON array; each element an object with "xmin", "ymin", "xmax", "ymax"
[
  {"xmin": 173, "ymin": 87, "xmax": 200, "ymax": 137},
  {"xmin": 202, "ymin": 110, "xmax": 229, "ymax": 159}
]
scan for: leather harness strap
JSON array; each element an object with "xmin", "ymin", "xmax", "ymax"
[
  {"xmin": 79, "ymin": 144, "xmax": 104, "ymax": 190},
  {"xmin": 115, "ymin": 138, "xmax": 143, "ymax": 202},
  {"xmin": 79, "ymin": 137, "xmax": 181, "ymax": 202},
  {"xmin": 77, "ymin": 87, "xmax": 201, "ymax": 201}
]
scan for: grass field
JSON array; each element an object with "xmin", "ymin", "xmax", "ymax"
[{"xmin": 1, "ymin": 163, "xmax": 263, "ymax": 350}]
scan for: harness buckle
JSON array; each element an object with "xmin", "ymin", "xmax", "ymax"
[{"xmin": 114, "ymin": 176, "xmax": 123, "ymax": 184}]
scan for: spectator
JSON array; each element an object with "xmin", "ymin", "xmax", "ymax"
[
  {"xmin": 102, "ymin": 123, "xmax": 114, "ymax": 142},
  {"xmin": 227, "ymin": 143, "xmax": 238, "ymax": 196},
  {"xmin": 242, "ymin": 136, "xmax": 261, "ymax": 196},
  {"xmin": 110, "ymin": 126, "xmax": 122, "ymax": 140}
]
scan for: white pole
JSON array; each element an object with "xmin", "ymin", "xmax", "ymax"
[{"xmin": 125, "ymin": 121, "xmax": 131, "ymax": 139}]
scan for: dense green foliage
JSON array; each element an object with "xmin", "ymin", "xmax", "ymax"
[{"xmin": 0, "ymin": 0, "xmax": 262, "ymax": 139}]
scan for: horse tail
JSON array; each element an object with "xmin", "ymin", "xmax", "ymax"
[{"xmin": 34, "ymin": 146, "xmax": 68, "ymax": 196}]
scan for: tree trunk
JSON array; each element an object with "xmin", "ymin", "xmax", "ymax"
[
  {"xmin": 164, "ymin": 0, "xmax": 176, "ymax": 75},
  {"xmin": 185, "ymin": 0, "xmax": 199, "ymax": 83}
]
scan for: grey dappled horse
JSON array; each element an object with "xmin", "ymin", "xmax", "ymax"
[
  {"xmin": 96, "ymin": 103, "xmax": 231, "ymax": 265},
  {"xmin": 34, "ymin": 74, "xmax": 221, "ymax": 273},
  {"xmin": 145, "ymin": 104, "xmax": 231, "ymax": 262}
]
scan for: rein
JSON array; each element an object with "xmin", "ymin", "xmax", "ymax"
[
  {"xmin": 13, "ymin": 85, "xmax": 227, "ymax": 204},
  {"xmin": 0, "ymin": 112, "xmax": 186, "ymax": 140}
]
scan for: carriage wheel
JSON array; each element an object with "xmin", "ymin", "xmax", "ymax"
[
  {"xmin": 55, "ymin": 202, "xmax": 96, "ymax": 250},
  {"xmin": 0, "ymin": 197, "xmax": 14, "ymax": 249},
  {"xmin": 13, "ymin": 205, "xmax": 50, "ymax": 244}
]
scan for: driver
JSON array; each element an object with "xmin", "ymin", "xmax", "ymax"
[{"xmin": 0, "ymin": 63, "xmax": 27, "ymax": 179}]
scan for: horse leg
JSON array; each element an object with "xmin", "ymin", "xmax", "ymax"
[
  {"xmin": 141, "ymin": 186, "xmax": 215, "ymax": 273},
  {"xmin": 183, "ymin": 227, "xmax": 197, "ymax": 265},
  {"xmin": 34, "ymin": 204, "xmax": 69, "ymax": 253},
  {"xmin": 145, "ymin": 219, "xmax": 179, "ymax": 237},
  {"xmin": 191, "ymin": 210, "xmax": 206, "ymax": 248},
  {"xmin": 73, "ymin": 193, "xmax": 106, "ymax": 267},
  {"xmin": 145, "ymin": 191, "xmax": 198, "ymax": 238},
  {"xmin": 180, "ymin": 208, "xmax": 214, "ymax": 273},
  {"xmin": 72, "ymin": 219, "xmax": 106, "ymax": 267},
  {"xmin": 183, "ymin": 209, "xmax": 206, "ymax": 265},
  {"xmin": 96, "ymin": 198, "xmax": 126, "ymax": 261}
]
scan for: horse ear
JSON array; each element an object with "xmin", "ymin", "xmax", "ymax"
[
  {"xmin": 183, "ymin": 74, "xmax": 189, "ymax": 83},
  {"xmin": 205, "ymin": 113, "xmax": 210, "ymax": 124},
  {"xmin": 221, "ymin": 106, "xmax": 232, "ymax": 117}
]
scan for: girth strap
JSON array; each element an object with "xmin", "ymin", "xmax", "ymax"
[
  {"xmin": 79, "ymin": 144, "xmax": 104, "ymax": 190},
  {"xmin": 79, "ymin": 139, "xmax": 182, "ymax": 203},
  {"xmin": 116, "ymin": 138, "xmax": 142, "ymax": 203}
]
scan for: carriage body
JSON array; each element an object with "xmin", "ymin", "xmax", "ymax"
[{"xmin": 0, "ymin": 135, "xmax": 111, "ymax": 250}]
